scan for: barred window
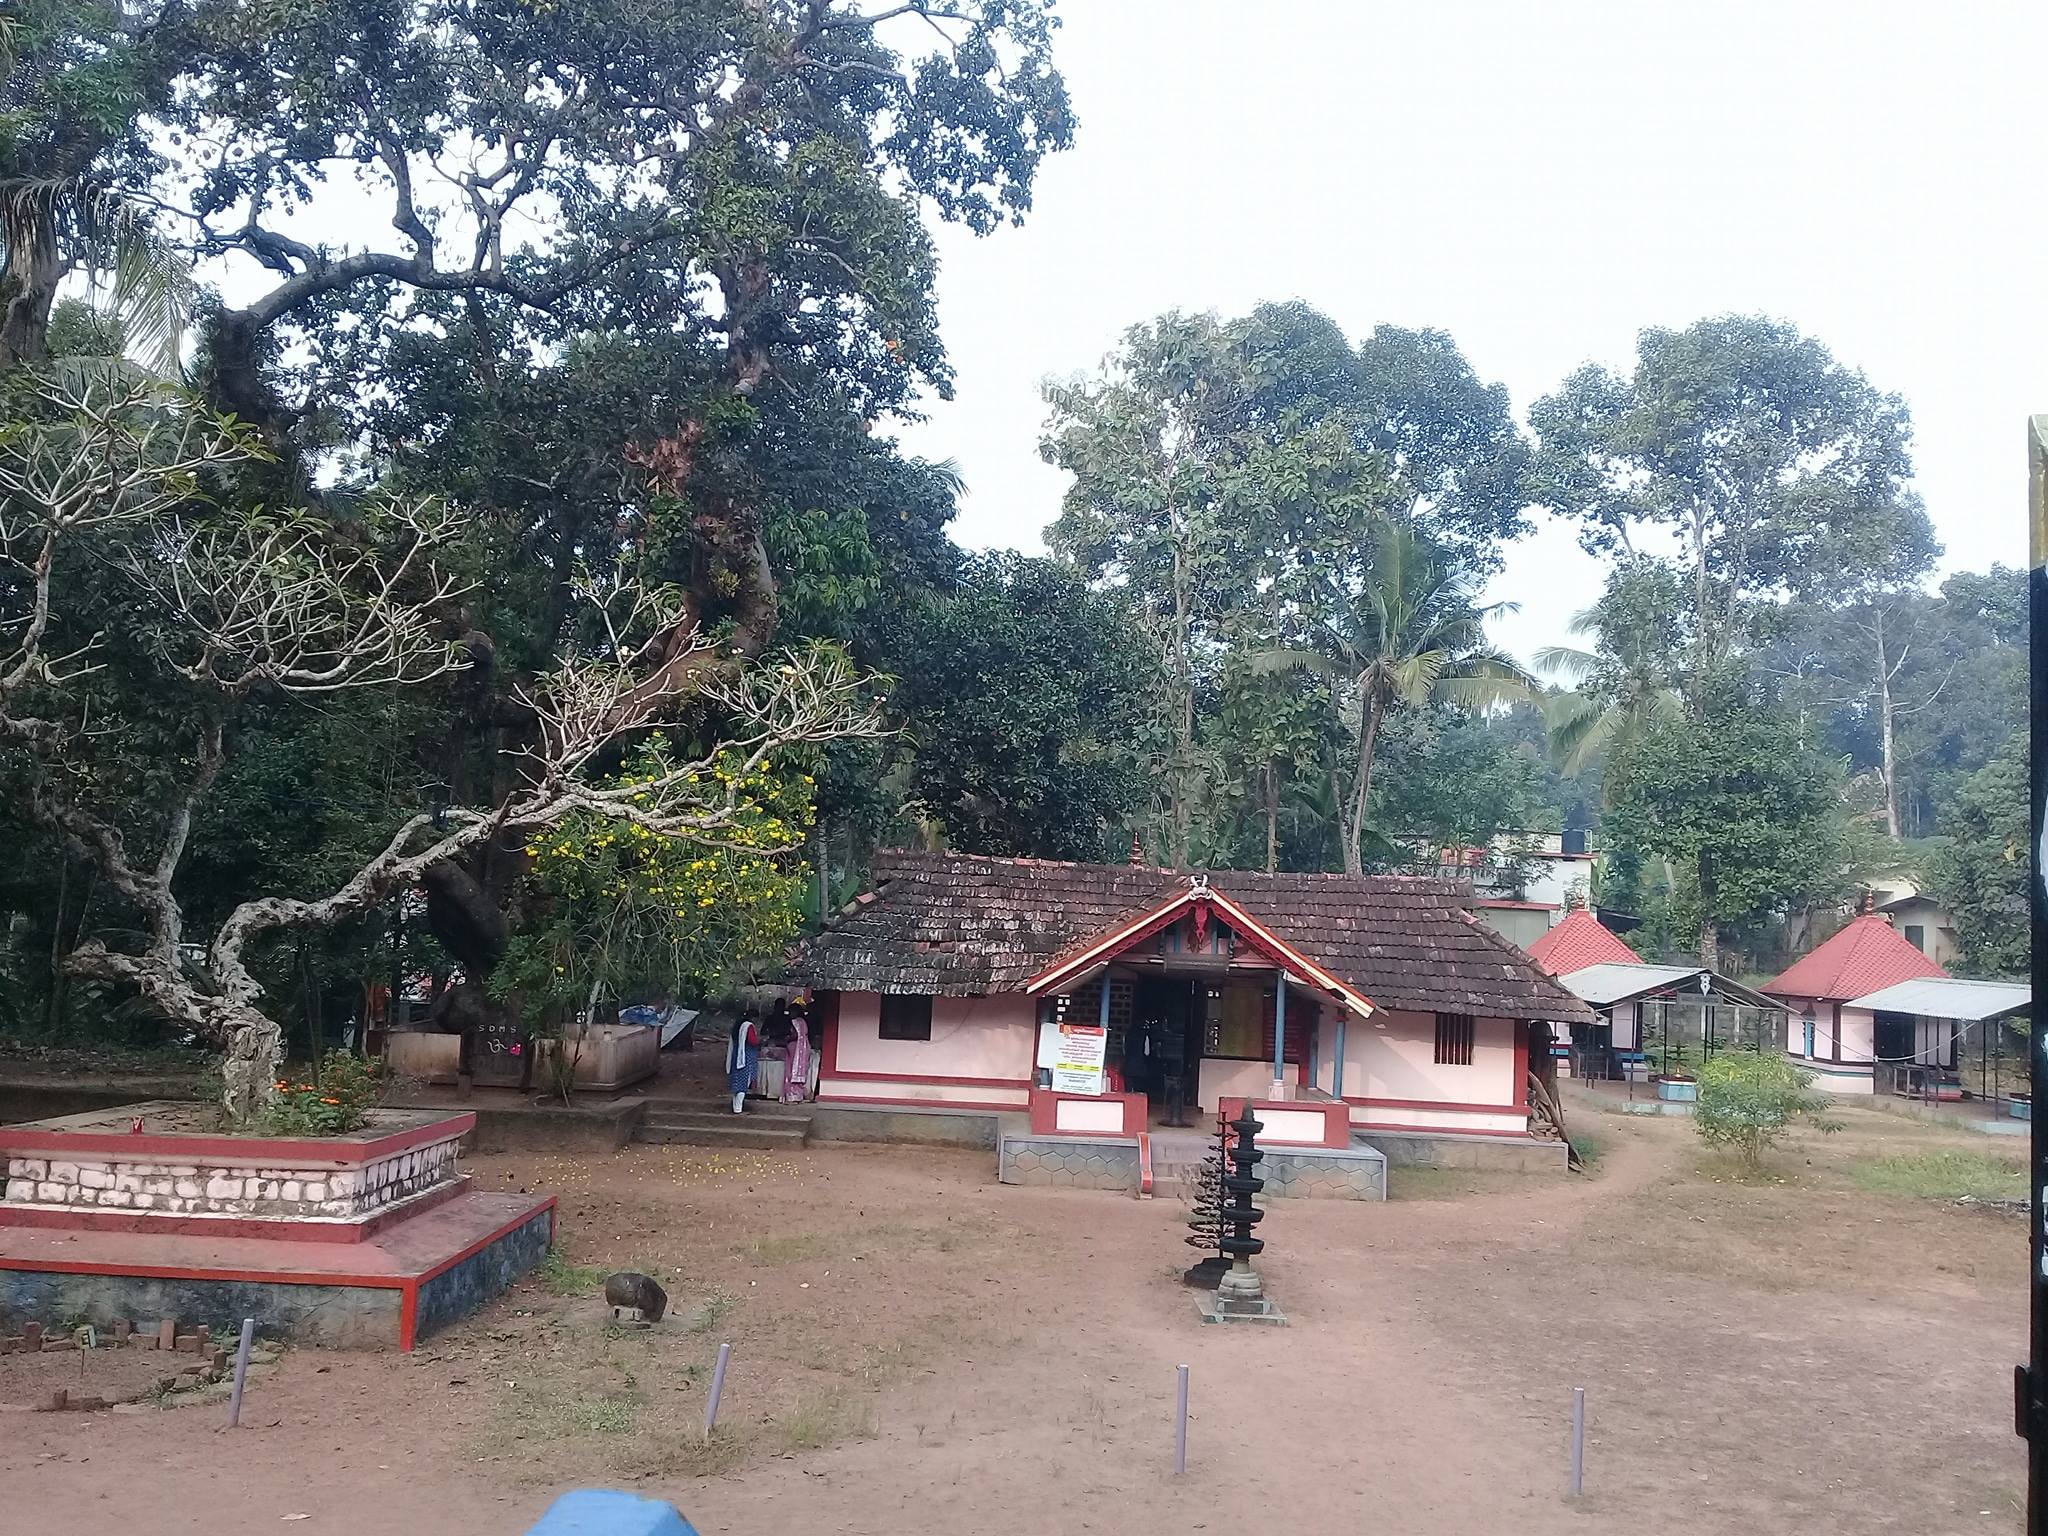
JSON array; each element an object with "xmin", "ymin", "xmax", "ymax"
[{"xmin": 1434, "ymin": 1012, "xmax": 1475, "ymax": 1067}]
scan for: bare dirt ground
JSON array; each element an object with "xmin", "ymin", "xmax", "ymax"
[{"xmin": 3, "ymin": 1097, "xmax": 2025, "ymax": 1535}]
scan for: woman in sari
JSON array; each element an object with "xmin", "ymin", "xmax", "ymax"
[
  {"xmin": 781, "ymin": 998, "xmax": 814, "ymax": 1104},
  {"xmin": 726, "ymin": 1011, "xmax": 761, "ymax": 1114}
]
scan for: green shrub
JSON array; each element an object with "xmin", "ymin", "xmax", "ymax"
[
  {"xmin": 260, "ymin": 1049, "xmax": 387, "ymax": 1135},
  {"xmin": 1694, "ymin": 1051, "xmax": 1838, "ymax": 1171}
]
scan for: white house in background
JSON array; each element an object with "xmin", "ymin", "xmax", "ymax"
[
  {"xmin": 1763, "ymin": 907, "xmax": 1949, "ymax": 1094},
  {"xmin": 1872, "ymin": 882, "xmax": 1962, "ymax": 971},
  {"xmin": 1423, "ymin": 829, "xmax": 1597, "ymax": 950}
]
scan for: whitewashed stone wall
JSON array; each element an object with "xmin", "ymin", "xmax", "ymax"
[{"xmin": 1, "ymin": 1135, "xmax": 461, "ymax": 1221}]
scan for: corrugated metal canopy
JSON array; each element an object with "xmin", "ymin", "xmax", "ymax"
[
  {"xmin": 1844, "ymin": 976, "xmax": 2032, "ymax": 1020},
  {"xmin": 1554, "ymin": 962, "xmax": 1786, "ymax": 1011}
]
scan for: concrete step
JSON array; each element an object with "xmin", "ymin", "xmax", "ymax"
[
  {"xmin": 635, "ymin": 1120, "xmax": 810, "ymax": 1151},
  {"xmin": 642, "ymin": 1105, "xmax": 811, "ymax": 1130}
]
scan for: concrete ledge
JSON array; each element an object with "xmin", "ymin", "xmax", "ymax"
[
  {"xmin": 1353, "ymin": 1129, "xmax": 1568, "ymax": 1172},
  {"xmin": 385, "ymin": 1094, "xmax": 645, "ymax": 1155},
  {"xmin": 997, "ymin": 1134, "xmax": 1141, "ymax": 1192},
  {"xmin": 1262, "ymin": 1144, "xmax": 1387, "ymax": 1201},
  {"xmin": 809, "ymin": 1104, "xmax": 1001, "ymax": 1150}
]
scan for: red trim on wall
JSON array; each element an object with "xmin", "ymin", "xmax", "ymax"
[
  {"xmin": 1351, "ymin": 1120, "xmax": 1539, "ymax": 1140},
  {"xmin": 1028, "ymin": 1088, "xmax": 1147, "ymax": 1136},
  {"xmin": 1135, "ymin": 1132, "xmax": 1154, "ymax": 1197},
  {"xmin": 1219, "ymin": 1097, "xmax": 1349, "ymax": 1149},
  {"xmin": 819, "ymin": 990, "xmax": 842, "ymax": 1076},
  {"xmin": 399, "ymin": 1282, "xmax": 420, "ymax": 1351},
  {"xmin": 814, "ymin": 1091, "xmax": 1025, "ymax": 1113},
  {"xmin": 1341, "ymin": 1096, "xmax": 1526, "ymax": 1115},
  {"xmin": 0, "ymin": 1112, "xmax": 476, "ymax": 1166},
  {"xmin": 415, "ymin": 1197, "xmax": 558, "ymax": 1287},
  {"xmin": 826, "ymin": 1068, "xmax": 1033, "ymax": 1089},
  {"xmin": 0, "ymin": 1254, "xmax": 410, "ymax": 1288},
  {"xmin": 1513, "ymin": 1023, "xmax": 1529, "ymax": 1110}
]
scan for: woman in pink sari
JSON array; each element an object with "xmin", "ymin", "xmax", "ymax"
[{"xmin": 781, "ymin": 997, "xmax": 814, "ymax": 1103}]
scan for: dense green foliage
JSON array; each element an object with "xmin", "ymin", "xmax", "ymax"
[{"xmin": 0, "ymin": 3, "xmax": 2026, "ymax": 1081}]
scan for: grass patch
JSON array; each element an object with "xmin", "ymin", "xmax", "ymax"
[
  {"xmin": 538, "ymin": 1248, "xmax": 609, "ymax": 1297},
  {"xmin": 1848, "ymin": 1148, "xmax": 2026, "ymax": 1202},
  {"xmin": 685, "ymin": 1290, "xmax": 736, "ymax": 1334},
  {"xmin": 749, "ymin": 1232, "xmax": 828, "ymax": 1265},
  {"xmin": 777, "ymin": 1389, "xmax": 874, "ymax": 1452},
  {"xmin": 1569, "ymin": 1130, "xmax": 1606, "ymax": 1168}
]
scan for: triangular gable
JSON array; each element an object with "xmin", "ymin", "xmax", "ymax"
[
  {"xmin": 1024, "ymin": 876, "xmax": 1377, "ymax": 1019},
  {"xmin": 1764, "ymin": 912, "xmax": 1947, "ymax": 1003}
]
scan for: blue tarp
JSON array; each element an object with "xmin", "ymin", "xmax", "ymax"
[{"xmin": 525, "ymin": 1489, "xmax": 699, "ymax": 1535}]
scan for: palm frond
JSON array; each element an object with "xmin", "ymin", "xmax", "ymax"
[
  {"xmin": 1542, "ymin": 694, "xmax": 1615, "ymax": 777},
  {"xmin": 1533, "ymin": 643, "xmax": 1599, "ymax": 684},
  {"xmin": 2, "ymin": 177, "xmax": 193, "ymax": 377},
  {"xmin": 1241, "ymin": 646, "xmax": 1333, "ymax": 680}
]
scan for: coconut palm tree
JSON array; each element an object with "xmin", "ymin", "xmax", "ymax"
[
  {"xmin": 1259, "ymin": 520, "xmax": 1533, "ymax": 875},
  {"xmin": 1534, "ymin": 575, "xmax": 1685, "ymax": 796}
]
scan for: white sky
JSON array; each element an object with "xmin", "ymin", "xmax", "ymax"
[{"xmin": 891, "ymin": 1, "xmax": 2047, "ymax": 665}]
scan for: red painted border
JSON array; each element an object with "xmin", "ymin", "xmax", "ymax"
[
  {"xmin": 826, "ymin": 1068, "xmax": 1033, "ymax": 1089},
  {"xmin": 1135, "ymin": 1132, "xmax": 1154, "ymax": 1198},
  {"xmin": 1220, "ymin": 1097, "xmax": 1349, "ymax": 1149},
  {"xmin": 819, "ymin": 990, "xmax": 842, "ymax": 1076},
  {"xmin": 0, "ymin": 1176, "xmax": 469, "ymax": 1245},
  {"xmin": 1028, "ymin": 1088, "xmax": 1148, "ymax": 1136},
  {"xmin": 400, "ymin": 1200, "xmax": 555, "ymax": 1352},
  {"xmin": 1341, "ymin": 1096, "xmax": 1526, "ymax": 1115},
  {"xmin": 814, "ymin": 1091, "xmax": 1026, "ymax": 1113},
  {"xmin": 0, "ymin": 1112, "xmax": 475, "ymax": 1167},
  {"xmin": 0, "ymin": 1253, "xmax": 410, "ymax": 1289},
  {"xmin": 1351, "ymin": 1120, "xmax": 1539, "ymax": 1140},
  {"xmin": 1514, "ymin": 1023, "xmax": 1529, "ymax": 1111},
  {"xmin": 1024, "ymin": 886, "xmax": 1377, "ymax": 1020}
]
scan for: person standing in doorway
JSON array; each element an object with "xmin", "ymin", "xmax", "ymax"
[
  {"xmin": 726, "ymin": 1011, "xmax": 761, "ymax": 1114},
  {"xmin": 782, "ymin": 996, "xmax": 814, "ymax": 1104}
]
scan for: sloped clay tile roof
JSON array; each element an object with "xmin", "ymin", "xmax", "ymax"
[
  {"xmin": 791, "ymin": 850, "xmax": 1595, "ymax": 1024},
  {"xmin": 1526, "ymin": 907, "xmax": 1643, "ymax": 977},
  {"xmin": 1762, "ymin": 913, "xmax": 1948, "ymax": 1004}
]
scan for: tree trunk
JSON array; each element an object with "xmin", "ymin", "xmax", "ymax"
[
  {"xmin": 1263, "ymin": 762, "xmax": 1279, "ymax": 875},
  {"xmin": 41, "ymin": 856, "xmax": 72, "ymax": 1034},
  {"xmin": 0, "ymin": 220, "xmax": 64, "ymax": 371},
  {"xmin": 1342, "ymin": 690, "xmax": 1383, "ymax": 877},
  {"xmin": 1697, "ymin": 849, "xmax": 1720, "ymax": 973},
  {"xmin": 1169, "ymin": 540, "xmax": 1194, "ymax": 870},
  {"xmin": 218, "ymin": 1002, "xmax": 285, "ymax": 1127},
  {"xmin": 1874, "ymin": 609, "xmax": 1901, "ymax": 839}
]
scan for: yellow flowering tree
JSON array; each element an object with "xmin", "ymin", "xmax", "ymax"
[{"xmin": 490, "ymin": 742, "xmax": 817, "ymax": 1093}]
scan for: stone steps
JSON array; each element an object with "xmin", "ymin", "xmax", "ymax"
[{"xmin": 634, "ymin": 1104, "xmax": 811, "ymax": 1152}]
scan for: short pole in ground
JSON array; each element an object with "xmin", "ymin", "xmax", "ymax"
[
  {"xmin": 704, "ymin": 1341, "xmax": 732, "ymax": 1441},
  {"xmin": 1569, "ymin": 1385, "xmax": 1586, "ymax": 1497},
  {"xmin": 227, "ymin": 1318, "xmax": 256, "ymax": 1428},
  {"xmin": 1174, "ymin": 1363, "xmax": 1189, "ymax": 1474}
]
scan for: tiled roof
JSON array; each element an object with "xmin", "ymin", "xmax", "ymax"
[
  {"xmin": 1762, "ymin": 913, "xmax": 1948, "ymax": 1004},
  {"xmin": 1526, "ymin": 907, "xmax": 1643, "ymax": 976},
  {"xmin": 790, "ymin": 850, "xmax": 1595, "ymax": 1024}
]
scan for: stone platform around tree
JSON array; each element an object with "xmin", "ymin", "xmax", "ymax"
[
  {"xmin": 0, "ymin": 1101, "xmax": 473, "ymax": 1235},
  {"xmin": 0, "ymin": 1101, "xmax": 551, "ymax": 1348},
  {"xmin": 0, "ymin": 1187, "xmax": 554, "ymax": 1349}
]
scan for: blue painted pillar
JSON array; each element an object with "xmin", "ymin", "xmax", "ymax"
[
  {"xmin": 1272, "ymin": 975, "xmax": 1288, "ymax": 1088},
  {"xmin": 1098, "ymin": 975, "xmax": 1112, "ymax": 1029},
  {"xmin": 1333, "ymin": 1015, "xmax": 1348, "ymax": 1100}
]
